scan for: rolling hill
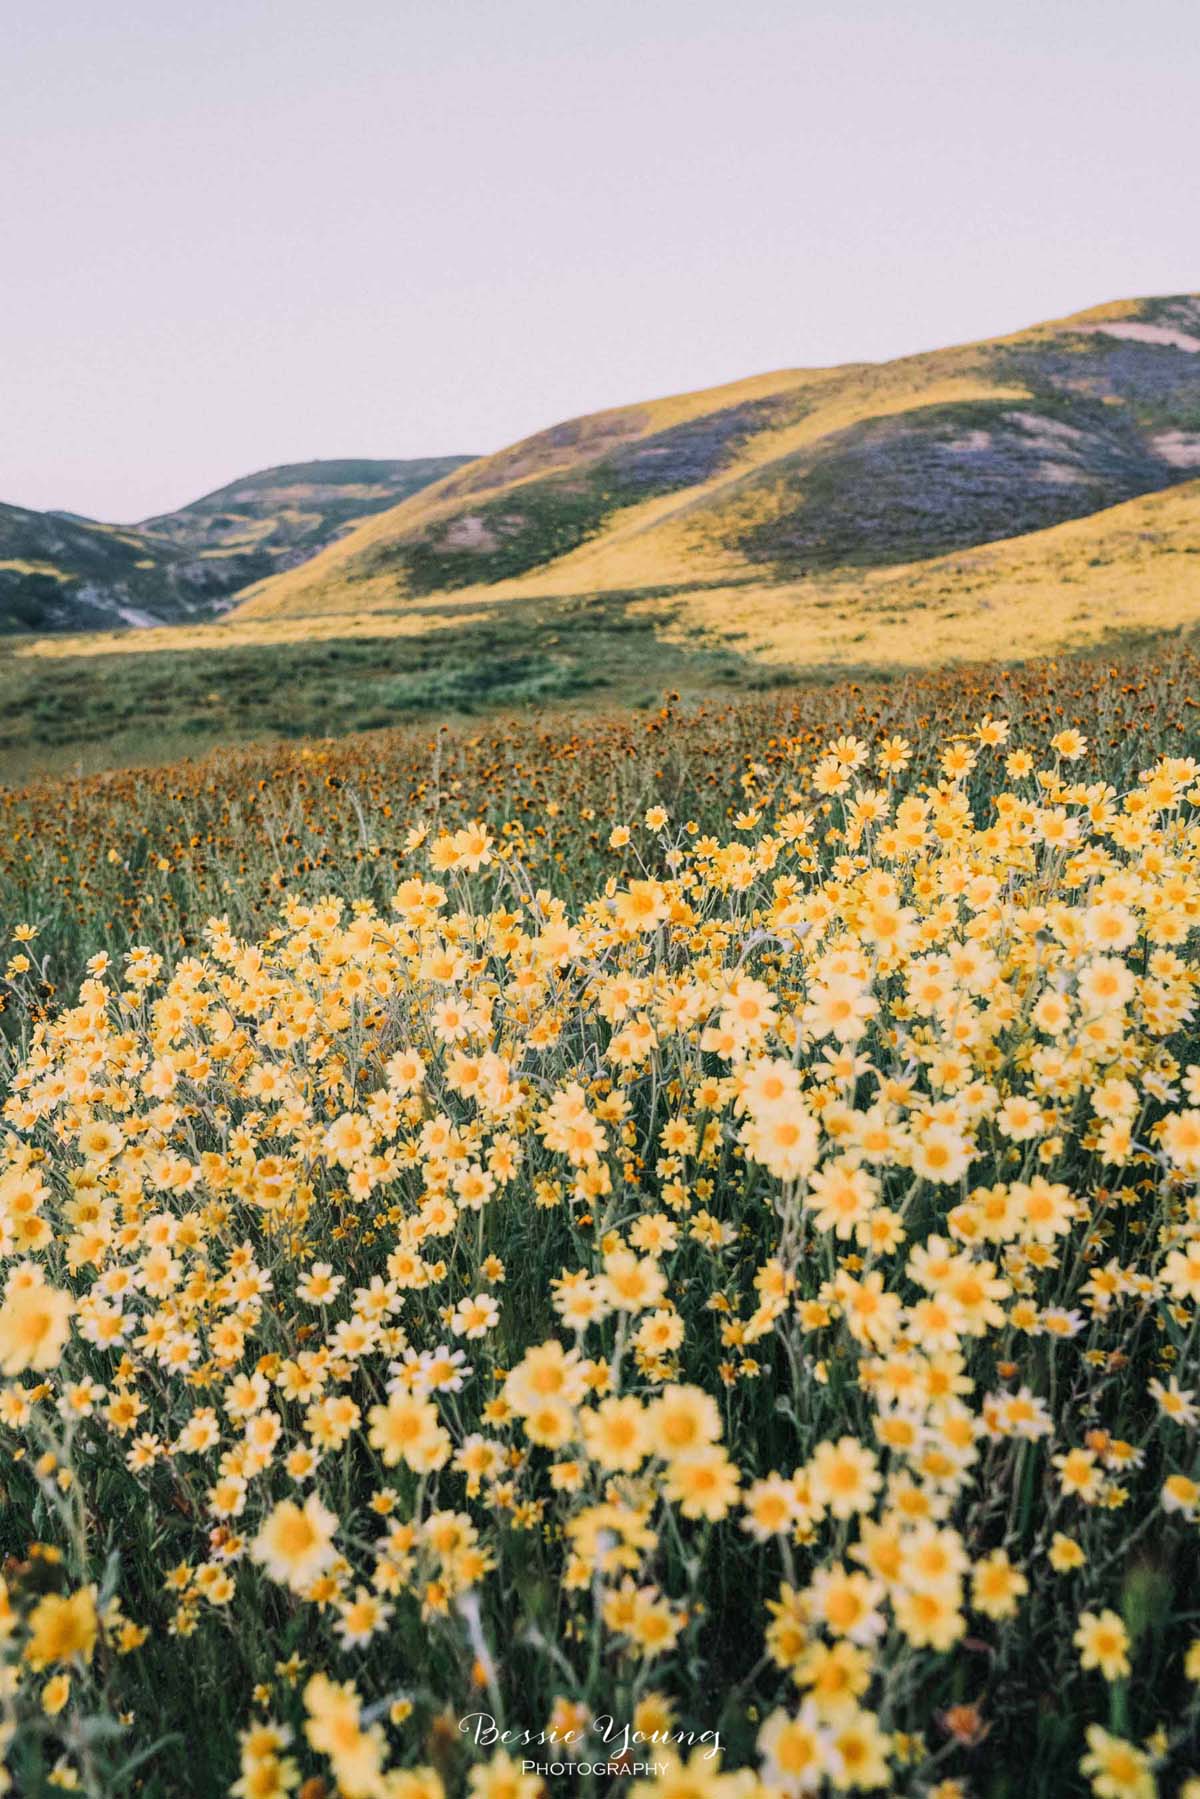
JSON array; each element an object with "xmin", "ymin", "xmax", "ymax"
[
  {"xmin": 0, "ymin": 503, "xmax": 193, "ymax": 634},
  {"xmin": 5, "ymin": 292, "xmax": 1200, "ymax": 780},
  {"xmin": 0, "ymin": 457, "xmax": 472, "ymax": 634},
  {"xmin": 137, "ymin": 457, "xmax": 474, "ymax": 571},
  {"xmin": 234, "ymin": 293, "xmax": 1200, "ymax": 632}
]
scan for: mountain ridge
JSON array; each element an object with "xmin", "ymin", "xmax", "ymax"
[
  {"xmin": 233, "ymin": 292, "xmax": 1200, "ymax": 622},
  {"xmin": 0, "ymin": 456, "xmax": 474, "ymax": 634}
]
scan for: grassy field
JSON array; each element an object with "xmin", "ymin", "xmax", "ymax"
[
  {"xmin": 0, "ymin": 591, "xmax": 791, "ymax": 783},
  {"xmin": 637, "ymin": 480, "xmax": 1200, "ymax": 673},
  {"xmin": 2, "ymin": 643, "xmax": 1200, "ymax": 1797},
  {"xmin": 5, "ymin": 492, "xmax": 1199, "ymax": 787}
]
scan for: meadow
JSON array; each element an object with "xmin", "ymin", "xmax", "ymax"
[
  {"xmin": 0, "ymin": 591, "xmax": 771, "ymax": 785},
  {"xmin": 1, "ymin": 640, "xmax": 1200, "ymax": 1798}
]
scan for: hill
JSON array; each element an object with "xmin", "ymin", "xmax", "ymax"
[
  {"xmin": 0, "ymin": 503, "xmax": 198, "ymax": 634},
  {"xmin": 234, "ymin": 293, "xmax": 1200, "ymax": 622},
  {"xmin": 135, "ymin": 455, "xmax": 473, "ymax": 572},
  {"xmin": 4, "ymin": 471, "xmax": 1198, "ymax": 784},
  {"xmin": 0, "ymin": 457, "xmax": 472, "ymax": 634}
]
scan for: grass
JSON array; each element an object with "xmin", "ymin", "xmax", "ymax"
[
  {"xmin": 6, "ymin": 481, "xmax": 1199, "ymax": 786},
  {"xmin": 635, "ymin": 482, "xmax": 1200, "ymax": 674},
  {"xmin": 0, "ymin": 593, "xmax": 789, "ymax": 782}
]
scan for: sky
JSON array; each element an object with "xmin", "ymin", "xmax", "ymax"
[{"xmin": 2, "ymin": 0, "xmax": 1197, "ymax": 522}]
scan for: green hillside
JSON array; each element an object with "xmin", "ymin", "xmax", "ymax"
[
  {"xmin": 0, "ymin": 504, "xmax": 195, "ymax": 634},
  {"xmin": 136, "ymin": 455, "xmax": 473, "ymax": 569},
  {"xmin": 0, "ymin": 457, "xmax": 473, "ymax": 634}
]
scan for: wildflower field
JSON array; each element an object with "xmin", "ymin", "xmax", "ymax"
[{"xmin": 2, "ymin": 642, "xmax": 1200, "ymax": 1799}]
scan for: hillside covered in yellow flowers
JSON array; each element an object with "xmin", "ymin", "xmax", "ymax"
[{"xmin": 236, "ymin": 294, "xmax": 1200, "ymax": 640}]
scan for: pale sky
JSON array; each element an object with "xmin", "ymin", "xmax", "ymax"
[{"xmin": 3, "ymin": 0, "xmax": 1196, "ymax": 522}]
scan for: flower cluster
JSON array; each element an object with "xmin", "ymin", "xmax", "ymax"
[{"xmin": 2, "ymin": 720, "xmax": 1200, "ymax": 1795}]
